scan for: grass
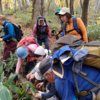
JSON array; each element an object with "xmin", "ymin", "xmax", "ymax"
[{"xmin": 86, "ymin": 24, "xmax": 100, "ymax": 41}]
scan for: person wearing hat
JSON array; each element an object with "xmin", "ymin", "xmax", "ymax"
[
  {"xmin": 51, "ymin": 45, "xmax": 100, "ymax": 100},
  {"xmin": 55, "ymin": 8, "xmax": 64, "ymax": 40},
  {"xmin": 0, "ymin": 15, "xmax": 17, "ymax": 62},
  {"xmin": 33, "ymin": 57, "xmax": 61, "ymax": 100},
  {"xmin": 58, "ymin": 7, "xmax": 88, "ymax": 43},
  {"xmin": 15, "ymin": 43, "xmax": 38, "ymax": 75},
  {"xmin": 32, "ymin": 16, "xmax": 51, "ymax": 51},
  {"xmin": 26, "ymin": 46, "xmax": 50, "ymax": 80}
]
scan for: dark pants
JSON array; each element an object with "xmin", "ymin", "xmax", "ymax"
[
  {"xmin": 37, "ymin": 37, "xmax": 49, "ymax": 50},
  {"xmin": 3, "ymin": 41, "xmax": 17, "ymax": 62},
  {"xmin": 23, "ymin": 60, "xmax": 36, "ymax": 75}
]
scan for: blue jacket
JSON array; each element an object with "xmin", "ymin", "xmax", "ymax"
[
  {"xmin": 3, "ymin": 21, "xmax": 15, "ymax": 40},
  {"xmin": 55, "ymin": 64, "xmax": 100, "ymax": 100},
  {"xmin": 51, "ymin": 45, "xmax": 100, "ymax": 100}
]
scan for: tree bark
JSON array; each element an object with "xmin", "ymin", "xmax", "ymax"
[
  {"xmin": 92, "ymin": 0, "xmax": 100, "ymax": 25},
  {"xmin": 70, "ymin": 0, "xmax": 74, "ymax": 15},
  {"xmin": 65, "ymin": 0, "xmax": 68, "ymax": 7},
  {"xmin": 80, "ymin": 0, "xmax": 83, "ymax": 9},
  {"xmin": 18, "ymin": 0, "xmax": 21, "ymax": 14},
  {"xmin": 22, "ymin": 0, "xmax": 25, "ymax": 13},
  {"xmin": 14, "ymin": 0, "xmax": 16, "ymax": 13},
  {"xmin": 0, "ymin": 0, "xmax": 3, "ymax": 14},
  {"xmin": 82, "ymin": 0, "xmax": 89, "ymax": 26},
  {"xmin": 5, "ymin": 0, "xmax": 9, "ymax": 9},
  {"xmin": 31, "ymin": 0, "xmax": 41, "ymax": 28},
  {"xmin": 47, "ymin": 0, "xmax": 52, "ymax": 16},
  {"xmin": 40, "ymin": 0, "xmax": 44, "ymax": 16}
]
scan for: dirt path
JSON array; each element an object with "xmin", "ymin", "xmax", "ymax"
[{"xmin": 6, "ymin": 15, "xmax": 56, "ymax": 49}]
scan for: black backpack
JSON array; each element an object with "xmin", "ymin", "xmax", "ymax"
[{"xmin": 5, "ymin": 23, "xmax": 23, "ymax": 42}]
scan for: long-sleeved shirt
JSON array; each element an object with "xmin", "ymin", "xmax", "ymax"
[
  {"xmin": 64, "ymin": 17, "xmax": 88, "ymax": 43},
  {"xmin": 32, "ymin": 24, "xmax": 51, "ymax": 38},
  {"xmin": 41, "ymin": 83, "xmax": 57, "ymax": 99},
  {"xmin": 3, "ymin": 21, "xmax": 15, "ymax": 40},
  {"xmin": 15, "ymin": 44, "xmax": 38, "ymax": 73}
]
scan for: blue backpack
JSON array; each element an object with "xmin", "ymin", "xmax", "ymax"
[{"xmin": 63, "ymin": 17, "xmax": 83, "ymax": 39}]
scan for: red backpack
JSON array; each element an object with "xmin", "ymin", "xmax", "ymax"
[{"xmin": 19, "ymin": 37, "xmax": 39, "ymax": 62}]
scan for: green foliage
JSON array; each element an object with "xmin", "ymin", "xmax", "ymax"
[
  {"xmin": 3, "ymin": 9, "xmax": 15, "ymax": 15},
  {"xmin": 28, "ymin": 81, "xmax": 36, "ymax": 94},
  {"xmin": 86, "ymin": 25, "xmax": 100, "ymax": 41},
  {"xmin": 14, "ymin": 12, "xmax": 32, "ymax": 27},
  {"xmin": 0, "ymin": 82, "xmax": 12, "ymax": 100}
]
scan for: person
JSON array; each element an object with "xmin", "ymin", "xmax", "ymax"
[
  {"xmin": 0, "ymin": 15, "xmax": 17, "ymax": 62},
  {"xmin": 33, "ymin": 57, "xmax": 61, "ymax": 100},
  {"xmin": 55, "ymin": 8, "xmax": 64, "ymax": 40},
  {"xmin": 26, "ymin": 46, "xmax": 50, "ymax": 80},
  {"xmin": 58, "ymin": 7, "xmax": 88, "ymax": 43},
  {"xmin": 32, "ymin": 16, "xmax": 51, "ymax": 51},
  {"xmin": 51, "ymin": 45, "xmax": 100, "ymax": 100},
  {"xmin": 15, "ymin": 37, "xmax": 38, "ymax": 75}
]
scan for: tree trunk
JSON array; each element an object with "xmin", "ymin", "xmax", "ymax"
[
  {"xmin": 5, "ymin": 0, "xmax": 9, "ymax": 9},
  {"xmin": 14, "ymin": 0, "xmax": 16, "ymax": 13},
  {"xmin": 70, "ymin": 0, "xmax": 74, "ymax": 15},
  {"xmin": 65, "ymin": 0, "xmax": 68, "ymax": 7},
  {"xmin": 22, "ymin": 0, "xmax": 25, "ymax": 13},
  {"xmin": 92, "ymin": 0, "xmax": 100, "ymax": 25},
  {"xmin": 80, "ymin": 0, "xmax": 83, "ymax": 9},
  {"xmin": 0, "ymin": 0, "xmax": 3, "ymax": 14},
  {"xmin": 40, "ymin": 0, "xmax": 44, "ymax": 16},
  {"xmin": 82, "ymin": 0, "xmax": 89, "ymax": 26},
  {"xmin": 47, "ymin": 0, "xmax": 52, "ymax": 16},
  {"xmin": 31, "ymin": 0, "xmax": 41, "ymax": 28},
  {"xmin": 18, "ymin": 0, "xmax": 21, "ymax": 14}
]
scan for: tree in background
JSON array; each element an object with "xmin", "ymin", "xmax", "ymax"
[
  {"xmin": 14, "ymin": 0, "xmax": 16, "ymax": 13},
  {"xmin": 82, "ymin": 0, "xmax": 89, "ymax": 26},
  {"xmin": 70, "ymin": 0, "xmax": 74, "ymax": 15},
  {"xmin": 40, "ymin": 0, "xmax": 44, "ymax": 16},
  {"xmin": 0, "ymin": 0, "xmax": 3, "ymax": 14},
  {"xmin": 31, "ymin": 0, "xmax": 41, "ymax": 28}
]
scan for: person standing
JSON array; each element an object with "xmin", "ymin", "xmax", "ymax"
[
  {"xmin": 0, "ymin": 15, "xmax": 17, "ymax": 62},
  {"xmin": 32, "ymin": 16, "xmax": 51, "ymax": 50}
]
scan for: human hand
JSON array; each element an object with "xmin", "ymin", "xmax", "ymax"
[
  {"xmin": 36, "ymin": 82, "xmax": 44, "ymax": 89},
  {"xmin": 35, "ymin": 93, "xmax": 41, "ymax": 98},
  {"xmin": 48, "ymin": 37, "xmax": 51, "ymax": 42},
  {"xmin": 29, "ymin": 74, "xmax": 35, "ymax": 80},
  {"xmin": 0, "ymin": 38, "xmax": 3, "ymax": 42},
  {"xmin": 26, "ymin": 72, "xmax": 33, "ymax": 80}
]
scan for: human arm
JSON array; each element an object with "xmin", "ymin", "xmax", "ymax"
[
  {"xmin": 15, "ymin": 58, "xmax": 23, "ymax": 73},
  {"xmin": 3, "ymin": 23, "xmax": 14, "ymax": 40},
  {"xmin": 32, "ymin": 24, "xmax": 37, "ymax": 37},
  {"xmin": 35, "ymin": 83, "xmax": 56, "ymax": 99},
  {"xmin": 77, "ymin": 18, "xmax": 88, "ymax": 43},
  {"xmin": 47, "ymin": 24, "xmax": 51, "ymax": 38}
]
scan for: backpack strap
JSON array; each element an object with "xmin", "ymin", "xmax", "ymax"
[
  {"xmin": 73, "ymin": 17, "xmax": 83, "ymax": 39},
  {"xmin": 73, "ymin": 71, "xmax": 100, "ymax": 97},
  {"xmin": 63, "ymin": 23, "xmax": 66, "ymax": 34}
]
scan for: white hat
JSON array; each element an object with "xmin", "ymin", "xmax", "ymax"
[
  {"xmin": 35, "ymin": 57, "xmax": 51, "ymax": 80},
  {"xmin": 59, "ymin": 7, "xmax": 70, "ymax": 15},
  {"xmin": 34, "ymin": 46, "xmax": 45, "ymax": 55}
]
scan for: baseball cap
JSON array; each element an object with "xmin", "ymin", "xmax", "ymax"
[
  {"xmin": 58, "ymin": 7, "xmax": 70, "ymax": 15},
  {"xmin": 35, "ymin": 56, "xmax": 51, "ymax": 80},
  {"xmin": 34, "ymin": 46, "xmax": 45, "ymax": 56},
  {"xmin": 55, "ymin": 8, "xmax": 61, "ymax": 15}
]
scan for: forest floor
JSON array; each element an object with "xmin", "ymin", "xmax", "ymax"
[{"xmin": 6, "ymin": 15, "xmax": 56, "ymax": 50}]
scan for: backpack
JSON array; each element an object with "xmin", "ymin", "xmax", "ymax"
[
  {"xmin": 63, "ymin": 17, "xmax": 83, "ymax": 39},
  {"xmin": 19, "ymin": 37, "xmax": 39, "ymax": 62},
  {"xmin": 5, "ymin": 23, "xmax": 23, "ymax": 42}
]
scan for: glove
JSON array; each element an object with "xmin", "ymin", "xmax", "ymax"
[
  {"xmin": 0, "ymin": 38, "xmax": 3, "ymax": 42},
  {"xmin": 60, "ymin": 32, "xmax": 64, "ymax": 37}
]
